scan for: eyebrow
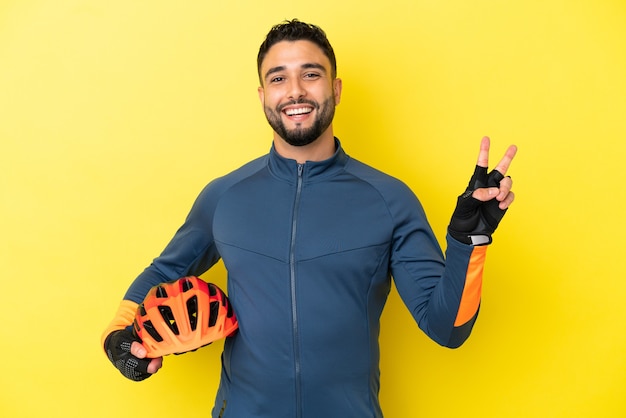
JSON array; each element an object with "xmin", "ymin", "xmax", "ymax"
[{"xmin": 264, "ymin": 63, "xmax": 327, "ymax": 82}]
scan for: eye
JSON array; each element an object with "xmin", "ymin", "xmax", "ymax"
[
  {"xmin": 270, "ymin": 76, "xmax": 284, "ymax": 83},
  {"xmin": 303, "ymin": 72, "xmax": 321, "ymax": 80}
]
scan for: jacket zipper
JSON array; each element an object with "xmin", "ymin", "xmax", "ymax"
[{"xmin": 290, "ymin": 163, "xmax": 304, "ymax": 418}]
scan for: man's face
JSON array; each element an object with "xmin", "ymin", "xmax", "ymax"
[{"xmin": 258, "ymin": 40, "xmax": 342, "ymax": 147}]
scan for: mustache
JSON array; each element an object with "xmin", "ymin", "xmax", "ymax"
[{"xmin": 276, "ymin": 98, "xmax": 318, "ymax": 112}]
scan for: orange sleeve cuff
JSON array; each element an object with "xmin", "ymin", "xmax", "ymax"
[
  {"xmin": 454, "ymin": 245, "xmax": 487, "ymax": 327},
  {"xmin": 101, "ymin": 300, "xmax": 139, "ymax": 351}
]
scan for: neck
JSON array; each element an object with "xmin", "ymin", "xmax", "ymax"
[{"xmin": 273, "ymin": 128, "xmax": 336, "ymax": 164}]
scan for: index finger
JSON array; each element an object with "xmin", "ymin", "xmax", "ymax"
[
  {"xmin": 476, "ymin": 136, "xmax": 491, "ymax": 168},
  {"xmin": 493, "ymin": 144, "xmax": 518, "ymax": 175}
]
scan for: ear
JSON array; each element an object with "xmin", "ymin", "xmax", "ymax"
[
  {"xmin": 333, "ymin": 78, "xmax": 343, "ymax": 105},
  {"xmin": 257, "ymin": 86, "xmax": 265, "ymax": 106}
]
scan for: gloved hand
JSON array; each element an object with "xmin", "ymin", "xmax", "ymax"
[
  {"xmin": 448, "ymin": 137, "xmax": 517, "ymax": 245},
  {"xmin": 104, "ymin": 327, "xmax": 162, "ymax": 381}
]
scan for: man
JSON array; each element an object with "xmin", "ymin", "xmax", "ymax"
[{"xmin": 102, "ymin": 19, "xmax": 516, "ymax": 418}]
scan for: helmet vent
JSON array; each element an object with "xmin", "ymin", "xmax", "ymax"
[
  {"xmin": 187, "ymin": 295, "xmax": 199, "ymax": 331},
  {"xmin": 158, "ymin": 306, "xmax": 179, "ymax": 335},
  {"xmin": 156, "ymin": 286, "xmax": 168, "ymax": 298},
  {"xmin": 132, "ymin": 320, "xmax": 140, "ymax": 335},
  {"xmin": 143, "ymin": 320, "xmax": 164, "ymax": 342},
  {"xmin": 226, "ymin": 299, "xmax": 234, "ymax": 318},
  {"xmin": 209, "ymin": 301, "xmax": 219, "ymax": 327},
  {"xmin": 208, "ymin": 283, "xmax": 217, "ymax": 296},
  {"xmin": 182, "ymin": 278, "xmax": 194, "ymax": 292}
]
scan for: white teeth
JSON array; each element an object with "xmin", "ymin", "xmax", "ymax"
[{"xmin": 285, "ymin": 107, "xmax": 312, "ymax": 116}]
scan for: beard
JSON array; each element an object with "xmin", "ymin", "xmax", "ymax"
[{"xmin": 264, "ymin": 96, "xmax": 336, "ymax": 147}]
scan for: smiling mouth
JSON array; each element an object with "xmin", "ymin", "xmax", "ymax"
[{"xmin": 284, "ymin": 106, "xmax": 313, "ymax": 116}]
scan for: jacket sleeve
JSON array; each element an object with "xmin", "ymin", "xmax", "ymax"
[
  {"xmin": 101, "ymin": 180, "xmax": 225, "ymax": 351},
  {"xmin": 388, "ymin": 183, "xmax": 487, "ymax": 348},
  {"xmin": 120, "ymin": 180, "xmax": 224, "ymax": 304}
]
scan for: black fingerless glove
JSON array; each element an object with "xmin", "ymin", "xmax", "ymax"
[
  {"xmin": 448, "ymin": 165, "xmax": 507, "ymax": 246},
  {"xmin": 104, "ymin": 328, "xmax": 153, "ymax": 382}
]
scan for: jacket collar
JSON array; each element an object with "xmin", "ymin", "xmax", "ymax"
[{"xmin": 268, "ymin": 137, "xmax": 349, "ymax": 183}]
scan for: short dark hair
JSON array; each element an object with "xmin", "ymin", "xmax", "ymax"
[{"xmin": 257, "ymin": 19, "xmax": 337, "ymax": 84}]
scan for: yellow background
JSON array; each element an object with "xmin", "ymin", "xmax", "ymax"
[{"xmin": 2, "ymin": 0, "xmax": 625, "ymax": 417}]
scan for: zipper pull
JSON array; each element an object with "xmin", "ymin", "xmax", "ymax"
[{"xmin": 297, "ymin": 163, "xmax": 304, "ymax": 178}]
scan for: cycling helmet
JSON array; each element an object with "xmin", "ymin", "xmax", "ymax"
[{"xmin": 133, "ymin": 276, "xmax": 238, "ymax": 357}]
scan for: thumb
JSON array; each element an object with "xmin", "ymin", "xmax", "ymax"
[
  {"xmin": 131, "ymin": 341, "xmax": 148, "ymax": 359},
  {"xmin": 472, "ymin": 187, "xmax": 500, "ymax": 202}
]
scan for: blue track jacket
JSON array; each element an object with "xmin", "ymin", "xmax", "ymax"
[{"xmin": 122, "ymin": 139, "xmax": 486, "ymax": 418}]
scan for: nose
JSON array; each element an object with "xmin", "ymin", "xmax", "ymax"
[{"xmin": 287, "ymin": 78, "xmax": 306, "ymax": 101}]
